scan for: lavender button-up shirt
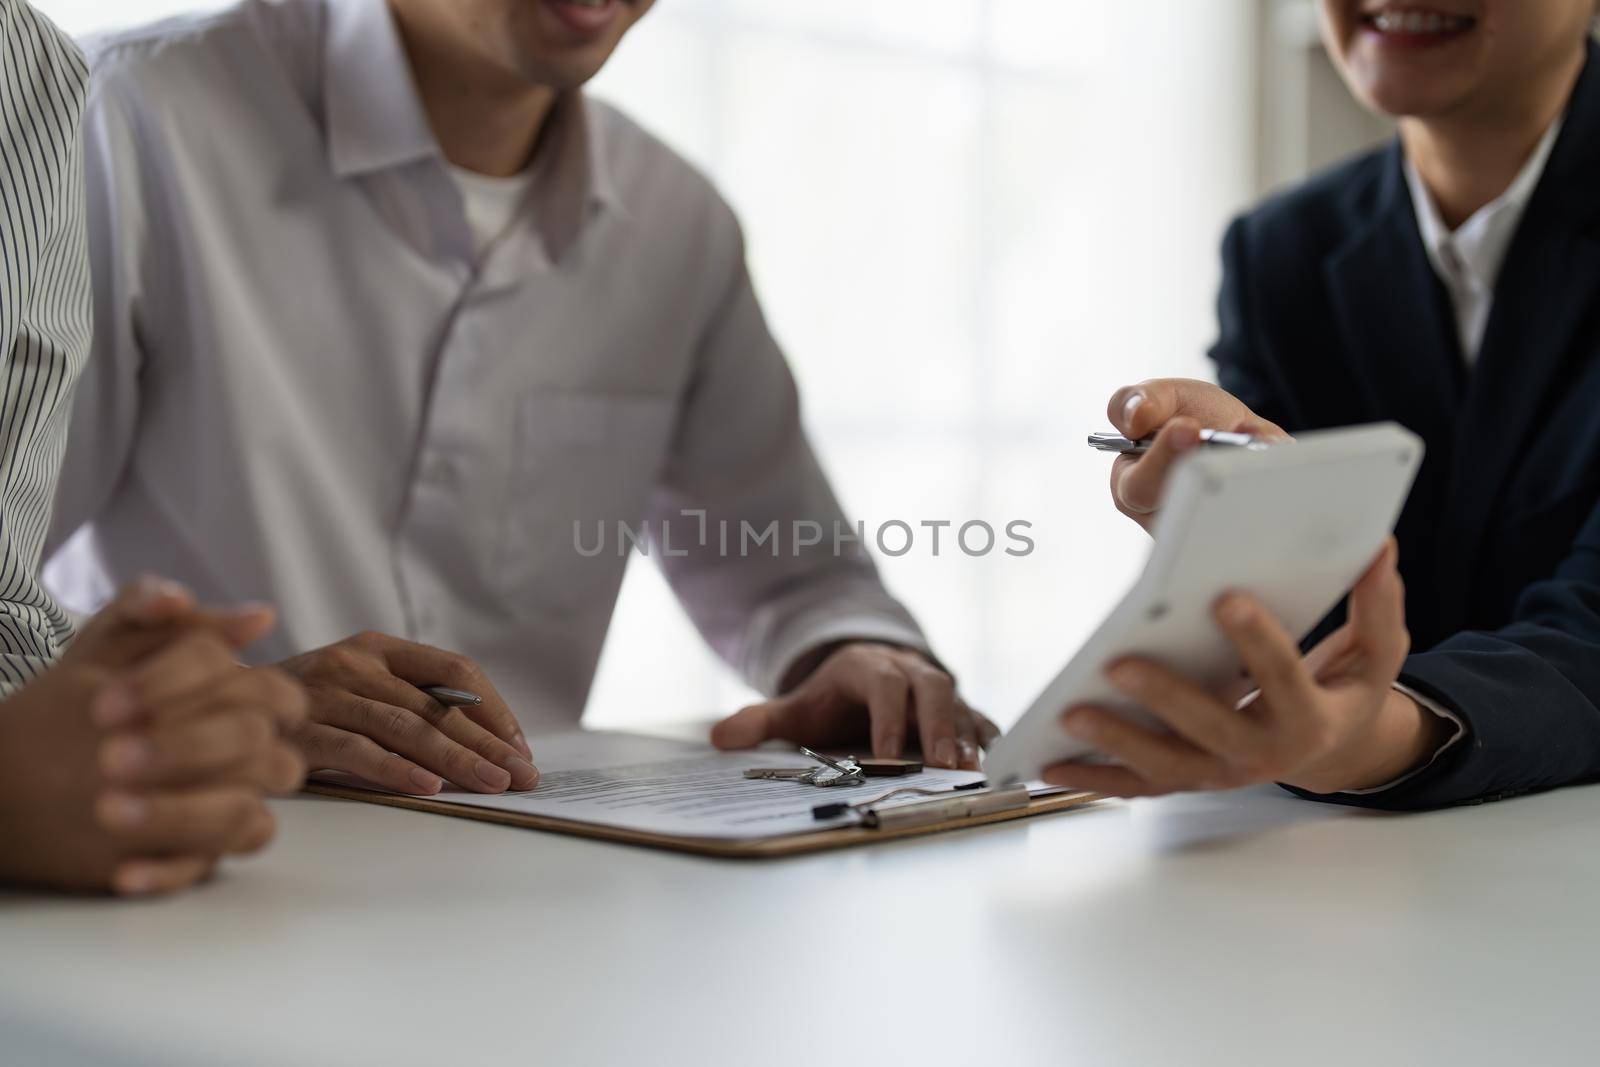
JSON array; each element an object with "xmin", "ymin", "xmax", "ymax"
[{"xmin": 44, "ymin": 0, "xmax": 928, "ymax": 729}]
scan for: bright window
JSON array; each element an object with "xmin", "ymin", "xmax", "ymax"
[{"xmin": 34, "ymin": 0, "xmax": 1257, "ymax": 731}]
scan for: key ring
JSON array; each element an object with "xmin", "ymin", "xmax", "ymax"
[{"xmin": 742, "ymin": 747, "xmax": 868, "ymax": 788}]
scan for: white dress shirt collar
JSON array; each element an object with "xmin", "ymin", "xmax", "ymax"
[
  {"xmin": 1404, "ymin": 115, "xmax": 1562, "ymax": 361},
  {"xmin": 322, "ymin": 0, "xmax": 628, "ymax": 259},
  {"xmin": 323, "ymin": 0, "xmax": 437, "ymax": 178}
]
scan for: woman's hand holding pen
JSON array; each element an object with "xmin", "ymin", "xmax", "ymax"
[
  {"xmin": 1106, "ymin": 378, "xmax": 1289, "ymax": 533},
  {"xmin": 1083, "ymin": 383, "xmax": 1448, "ymax": 798},
  {"xmin": 278, "ymin": 631, "xmax": 538, "ymax": 796}
]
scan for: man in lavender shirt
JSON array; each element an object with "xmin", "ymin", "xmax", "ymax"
[{"xmin": 45, "ymin": 0, "xmax": 995, "ymax": 797}]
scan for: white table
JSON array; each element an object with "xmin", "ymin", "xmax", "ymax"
[{"xmin": 3, "ymin": 781, "xmax": 1598, "ymax": 1067}]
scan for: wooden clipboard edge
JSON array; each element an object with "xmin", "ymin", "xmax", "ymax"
[{"xmin": 302, "ymin": 782, "xmax": 1104, "ymax": 859}]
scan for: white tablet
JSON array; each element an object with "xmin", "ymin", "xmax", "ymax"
[{"xmin": 984, "ymin": 422, "xmax": 1424, "ymax": 786}]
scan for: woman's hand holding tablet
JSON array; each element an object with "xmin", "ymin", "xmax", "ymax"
[
  {"xmin": 1040, "ymin": 538, "xmax": 1455, "ymax": 798},
  {"xmin": 983, "ymin": 417, "xmax": 1439, "ymax": 795}
]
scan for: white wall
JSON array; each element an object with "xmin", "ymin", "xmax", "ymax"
[
  {"xmin": 585, "ymin": 0, "xmax": 1259, "ymax": 728},
  {"xmin": 1258, "ymin": 0, "xmax": 1393, "ymax": 194},
  {"xmin": 34, "ymin": 0, "xmax": 1261, "ymax": 730}
]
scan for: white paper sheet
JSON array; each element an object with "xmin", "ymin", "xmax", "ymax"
[{"xmin": 336, "ymin": 730, "xmax": 988, "ymax": 841}]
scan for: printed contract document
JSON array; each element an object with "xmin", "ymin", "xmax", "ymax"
[{"xmin": 334, "ymin": 731, "xmax": 987, "ymax": 841}]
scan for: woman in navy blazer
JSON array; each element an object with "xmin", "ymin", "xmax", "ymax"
[{"xmin": 1042, "ymin": 1, "xmax": 1600, "ymax": 809}]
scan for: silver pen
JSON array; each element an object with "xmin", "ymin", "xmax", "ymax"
[
  {"xmin": 1087, "ymin": 428, "xmax": 1273, "ymax": 455},
  {"xmin": 421, "ymin": 685, "xmax": 482, "ymax": 708}
]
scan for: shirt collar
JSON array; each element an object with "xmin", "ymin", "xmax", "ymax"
[
  {"xmin": 1405, "ymin": 113, "xmax": 1564, "ymax": 294},
  {"xmin": 532, "ymin": 91, "xmax": 628, "ymax": 224},
  {"xmin": 323, "ymin": 0, "xmax": 438, "ymax": 178},
  {"xmin": 321, "ymin": 0, "xmax": 627, "ymax": 258}
]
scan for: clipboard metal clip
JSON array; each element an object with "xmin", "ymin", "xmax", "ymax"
[{"xmin": 812, "ymin": 783, "xmax": 1033, "ymax": 831}]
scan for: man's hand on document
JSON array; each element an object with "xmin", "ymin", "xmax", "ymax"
[
  {"xmin": 1039, "ymin": 541, "xmax": 1452, "ymax": 798},
  {"xmin": 1106, "ymin": 378, "xmax": 1289, "ymax": 533},
  {"xmin": 279, "ymin": 632, "xmax": 539, "ymax": 796},
  {"xmin": 710, "ymin": 642, "xmax": 998, "ymax": 770}
]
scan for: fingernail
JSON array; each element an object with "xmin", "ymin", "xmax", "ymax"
[
  {"xmin": 514, "ymin": 732, "xmax": 532, "ymax": 759},
  {"xmin": 135, "ymin": 575, "xmax": 190, "ymax": 603},
  {"xmin": 958, "ymin": 739, "xmax": 979, "ymax": 768},
  {"xmin": 506, "ymin": 757, "xmax": 540, "ymax": 790},
  {"xmin": 409, "ymin": 768, "xmax": 443, "ymax": 794},
  {"xmin": 474, "ymin": 759, "xmax": 511, "ymax": 791},
  {"xmin": 933, "ymin": 738, "xmax": 958, "ymax": 769},
  {"xmin": 99, "ymin": 792, "xmax": 150, "ymax": 829},
  {"xmin": 1220, "ymin": 596, "xmax": 1254, "ymax": 627},
  {"xmin": 101, "ymin": 736, "xmax": 152, "ymax": 779},
  {"xmin": 113, "ymin": 863, "xmax": 160, "ymax": 896},
  {"xmin": 91, "ymin": 683, "xmax": 141, "ymax": 729},
  {"xmin": 1122, "ymin": 392, "xmax": 1144, "ymax": 426},
  {"xmin": 1060, "ymin": 711, "xmax": 1098, "ymax": 741},
  {"xmin": 1107, "ymin": 662, "xmax": 1145, "ymax": 692}
]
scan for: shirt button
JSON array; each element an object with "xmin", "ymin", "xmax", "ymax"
[{"xmin": 425, "ymin": 456, "xmax": 459, "ymax": 485}]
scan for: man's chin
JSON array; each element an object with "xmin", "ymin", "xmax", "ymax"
[{"xmin": 511, "ymin": 52, "xmax": 617, "ymax": 92}]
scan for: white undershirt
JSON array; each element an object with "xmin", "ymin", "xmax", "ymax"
[
  {"xmin": 1403, "ymin": 115, "xmax": 1563, "ymax": 363},
  {"xmin": 447, "ymin": 163, "xmax": 540, "ymax": 255}
]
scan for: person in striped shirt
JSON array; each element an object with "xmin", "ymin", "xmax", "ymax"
[{"xmin": 0, "ymin": 0, "xmax": 307, "ymax": 896}]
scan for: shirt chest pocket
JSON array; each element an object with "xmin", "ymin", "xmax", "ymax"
[{"xmin": 495, "ymin": 391, "xmax": 680, "ymax": 615}]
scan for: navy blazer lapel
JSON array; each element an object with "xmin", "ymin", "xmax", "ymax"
[
  {"xmin": 1323, "ymin": 143, "xmax": 1464, "ymax": 449},
  {"xmin": 1444, "ymin": 44, "xmax": 1600, "ymax": 604}
]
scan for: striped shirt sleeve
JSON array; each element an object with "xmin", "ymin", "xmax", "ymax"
[{"xmin": 0, "ymin": 0, "xmax": 91, "ymax": 692}]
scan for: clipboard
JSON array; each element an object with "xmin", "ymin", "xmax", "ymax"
[{"xmin": 304, "ymin": 781, "xmax": 1102, "ymax": 859}]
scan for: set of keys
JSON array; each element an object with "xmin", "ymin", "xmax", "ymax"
[{"xmin": 743, "ymin": 748, "xmax": 923, "ymax": 788}]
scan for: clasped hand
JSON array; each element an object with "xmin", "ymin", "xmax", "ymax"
[{"xmin": 0, "ymin": 578, "xmax": 306, "ymax": 895}]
